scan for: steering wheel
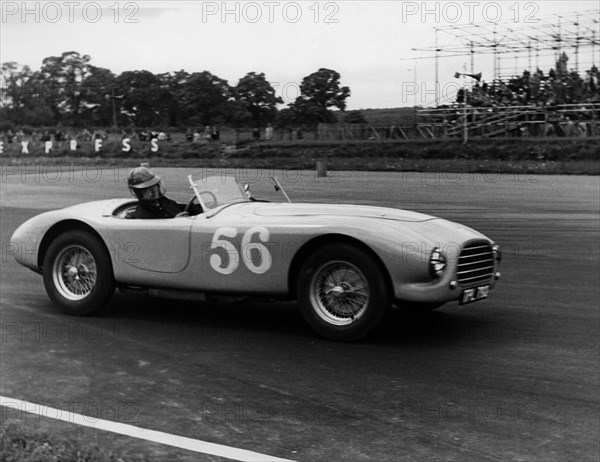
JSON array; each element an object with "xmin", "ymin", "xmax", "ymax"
[
  {"xmin": 183, "ymin": 195, "xmax": 202, "ymax": 215},
  {"xmin": 199, "ymin": 191, "xmax": 218, "ymax": 208},
  {"xmin": 183, "ymin": 191, "xmax": 217, "ymax": 214}
]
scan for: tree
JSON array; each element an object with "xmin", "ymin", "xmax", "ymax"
[
  {"xmin": 116, "ymin": 70, "xmax": 173, "ymax": 127},
  {"xmin": 39, "ymin": 51, "xmax": 93, "ymax": 123},
  {"xmin": 1, "ymin": 61, "xmax": 32, "ymax": 108},
  {"xmin": 275, "ymin": 107, "xmax": 298, "ymax": 127},
  {"xmin": 290, "ymin": 68, "xmax": 350, "ymax": 125},
  {"xmin": 234, "ymin": 72, "xmax": 282, "ymax": 127},
  {"xmin": 290, "ymin": 97, "xmax": 337, "ymax": 124},
  {"xmin": 299, "ymin": 68, "xmax": 351, "ymax": 110},
  {"xmin": 80, "ymin": 66, "xmax": 117, "ymax": 126},
  {"xmin": 343, "ymin": 110, "xmax": 368, "ymax": 124},
  {"xmin": 157, "ymin": 70, "xmax": 190, "ymax": 126},
  {"xmin": 227, "ymin": 100, "xmax": 252, "ymax": 129},
  {"xmin": 1, "ymin": 61, "xmax": 55, "ymax": 125},
  {"xmin": 179, "ymin": 71, "xmax": 232, "ymax": 126}
]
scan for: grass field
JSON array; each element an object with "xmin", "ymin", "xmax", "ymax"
[{"xmin": 2, "ymin": 136, "xmax": 599, "ymax": 175}]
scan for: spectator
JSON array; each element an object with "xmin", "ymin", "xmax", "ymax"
[
  {"xmin": 265, "ymin": 124, "xmax": 274, "ymax": 141},
  {"xmin": 565, "ymin": 116, "xmax": 575, "ymax": 136},
  {"xmin": 193, "ymin": 129, "xmax": 202, "ymax": 144}
]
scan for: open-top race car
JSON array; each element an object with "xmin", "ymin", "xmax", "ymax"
[{"xmin": 10, "ymin": 174, "xmax": 501, "ymax": 341}]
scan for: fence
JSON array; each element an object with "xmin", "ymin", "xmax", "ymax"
[{"xmin": 315, "ymin": 103, "xmax": 599, "ymax": 141}]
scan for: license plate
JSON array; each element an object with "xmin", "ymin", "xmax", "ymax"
[{"xmin": 460, "ymin": 285, "xmax": 490, "ymax": 305}]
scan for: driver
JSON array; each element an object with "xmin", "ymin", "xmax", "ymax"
[{"xmin": 125, "ymin": 166, "xmax": 185, "ymax": 219}]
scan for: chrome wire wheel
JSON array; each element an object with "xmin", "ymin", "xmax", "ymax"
[
  {"xmin": 309, "ymin": 260, "xmax": 370, "ymax": 326},
  {"xmin": 52, "ymin": 245, "xmax": 98, "ymax": 301}
]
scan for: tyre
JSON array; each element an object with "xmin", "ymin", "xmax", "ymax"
[
  {"xmin": 297, "ymin": 243, "xmax": 390, "ymax": 341},
  {"xmin": 43, "ymin": 230, "xmax": 115, "ymax": 316}
]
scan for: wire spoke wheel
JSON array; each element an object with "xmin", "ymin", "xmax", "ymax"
[
  {"xmin": 310, "ymin": 260, "xmax": 370, "ymax": 326},
  {"xmin": 52, "ymin": 245, "xmax": 98, "ymax": 301},
  {"xmin": 298, "ymin": 243, "xmax": 391, "ymax": 341},
  {"xmin": 43, "ymin": 231, "xmax": 115, "ymax": 316}
]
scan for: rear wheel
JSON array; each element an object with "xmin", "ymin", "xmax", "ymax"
[
  {"xmin": 297, "ymin": 244, "xmax": 390, "ymax": 341},
  {"xmin": 43, "ymin": 230, "xmax": 115, "ymax": 316}
]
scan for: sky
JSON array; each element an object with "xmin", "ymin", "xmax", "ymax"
[{"xmin": 1, "ymin": 0, "xmax": 599, "ymax": 109}]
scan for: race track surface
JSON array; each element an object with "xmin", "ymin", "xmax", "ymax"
[{"xmin": 1, "ymin": 167, "xmax": 598, "ymax": 461}]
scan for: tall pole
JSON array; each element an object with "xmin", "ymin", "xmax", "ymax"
[
  {"xmin": 493, "ymin": 25, "xmax": 498, "ymax": 85},
  {"xmin": 435, "ymin": 28, "xmax": 439, "ymax": 106},
  {"xmin": 111, "ymin": 87, "xmax": 118, "ymax": 129},
  {"xmin": 557, "ymin": 16, "xmax": 562, "ymax": 62},
  {"xmin": 470, "ymin": 41, "xmax": 474, "ymax": 74},
  {"xmin": 575, "ymin": 13, "xmax": 580, "ymax": 73},
  {"xmin": 413, "ymin": 54, "xmax": 417, "ymax": 107},
  {"xmin": 593, "ymin": 31, "xmax": 597, "ymax": 66},
  {"xmin": 496, "ymin": 24, "xmax": 501, "ymax": 80},
  {"xmin": 463, "ymin": 66, "xmax": 468, "ymax": 145}
]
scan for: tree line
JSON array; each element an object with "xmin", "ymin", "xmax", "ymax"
[{"xmin": 0, "ymin": 51, "xmax": 352, "ymax": 129}]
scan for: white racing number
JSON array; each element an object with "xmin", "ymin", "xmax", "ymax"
[
  {"xmin": 209, "ymin": 227, "xmax": 239, "ymax": 275},
  {"xmin": 210, "ymin": 226, "xmax": 272, "ymax": 275}
]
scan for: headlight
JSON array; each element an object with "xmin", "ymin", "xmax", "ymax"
[
  {"xmin": 492, "ymin": 244, "xmax": 502, "ymax": 263},
  {"xmin": 429, "ymin": 247, "xmax": 447, "ymax": 278}
]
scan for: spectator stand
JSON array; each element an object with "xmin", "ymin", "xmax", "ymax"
[{"xmin": 417, "ymin": 103, "xmax": 599, "ymax": 139}]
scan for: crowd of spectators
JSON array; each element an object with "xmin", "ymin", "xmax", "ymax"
[
  {"xmin": 184, "ymin": 126, "xmax": 221, "ymax": 144},
  {"xmin": 0, "ymin": 124, "xmax": 289, "ymax": 148},
  {"xmin": 458, "ymin": 54, "xmax": 599, "ymax": 108},
  {"xmin": 0, "ymin": 127, "xmax": 110, "ymax": 145}
]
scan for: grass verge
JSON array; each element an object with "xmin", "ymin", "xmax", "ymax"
[
  {"xmin": 0, "ymin": 420, "xmax": 140, "ymax": 462},
  {"xmin": 1, "ymin": 138, "xmax": 599, "ymax": 174}
]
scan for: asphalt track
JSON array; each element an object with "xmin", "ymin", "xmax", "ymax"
[{"xmin": 1, "ymin": 167, "xmax": 598, "ymax": 462}]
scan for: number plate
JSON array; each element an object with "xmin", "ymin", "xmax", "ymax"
[{"xmin": 460, "ymin": 285, "xmax": 490, "ymax": 305}]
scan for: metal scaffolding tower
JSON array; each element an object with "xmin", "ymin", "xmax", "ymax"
[{"xmin": 409, "ymin": 9, "xmax": 600, "ymax": 106}]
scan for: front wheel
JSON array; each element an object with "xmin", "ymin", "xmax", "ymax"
[
  {"xmin": 297, "ymin": 244, "xmax": 390, "ymax": 341},
  {"xmin": 43, "ymin": 230, "xmax": 115, "ymax": 316}
]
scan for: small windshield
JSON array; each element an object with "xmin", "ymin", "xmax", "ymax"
[{"xmin": 188, "ymin": 175, "xmax": 248, "ymax": 211}]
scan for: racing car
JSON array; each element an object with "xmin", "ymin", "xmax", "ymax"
[{"xmin": 10, "ymin": 174, "xmax": 501, "ymax": 341}]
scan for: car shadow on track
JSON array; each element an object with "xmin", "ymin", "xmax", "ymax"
[
  {"xmin": 377, "ymin": 306, "xmax": 511, "ymax": 347},
  {"xmin": 95, "ymin": 293, "xmax": 507, "ymax": 347}
]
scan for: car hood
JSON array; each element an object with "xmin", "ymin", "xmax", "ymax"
[
  {"xmin": 252, "ymin": 203, "xmax": 435, "ymax": 222},
  {"xmin": 248, "ymin": 202, "xmax": 489, "ymax": 244}
]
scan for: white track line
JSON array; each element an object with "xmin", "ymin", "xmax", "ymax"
[{"xmin": 0, "ymin": 396, "xmax": 296, "ymax": 462}]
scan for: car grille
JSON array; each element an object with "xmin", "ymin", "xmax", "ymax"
[{"xmin": 457, "ymin": 241, "xmax": 494, "ymax": 286}]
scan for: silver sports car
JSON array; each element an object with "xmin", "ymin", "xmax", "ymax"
[{"xmin": 11, "ymin": 174, "xmax": 501, "ymax": 341}]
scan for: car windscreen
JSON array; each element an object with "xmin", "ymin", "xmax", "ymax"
[{"xmin": 190, "ymin": 175, "xmax": 248, "ymax": 210}]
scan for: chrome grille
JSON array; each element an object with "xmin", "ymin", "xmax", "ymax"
[{"xmin": 457, "ymin": 241, "xmax": 494, "ymax": 286}]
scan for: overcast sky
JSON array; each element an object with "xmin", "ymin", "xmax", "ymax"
[{"xmin": 1, "ymin": 1, "xmax": 599, "ymax": 109}]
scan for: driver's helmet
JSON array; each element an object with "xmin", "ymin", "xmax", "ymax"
[{"xmin": 127, "ymin": 166, "xmax": 165, "ymax": 202}]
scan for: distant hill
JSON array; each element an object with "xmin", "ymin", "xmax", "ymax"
[{"xmin": 333, "ymin": 108, "xmax": 419, "ymax": 126}]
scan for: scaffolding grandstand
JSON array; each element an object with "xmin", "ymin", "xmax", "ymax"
[{"xmin": 409, "ymin": 9, "xmax": 600, "ymax": 139}]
